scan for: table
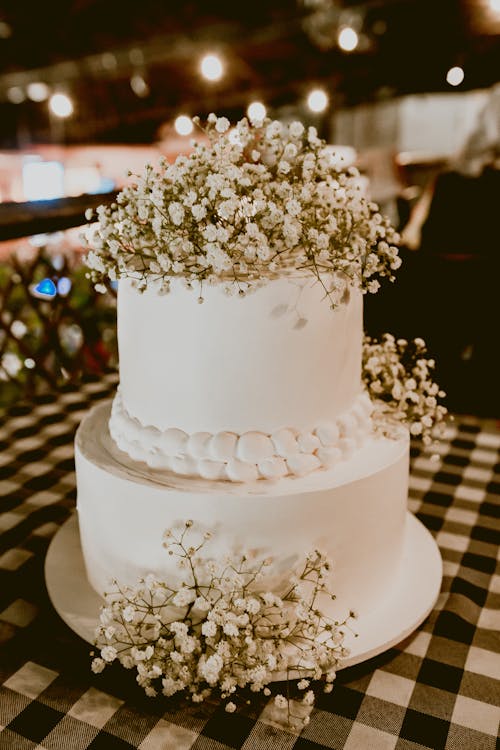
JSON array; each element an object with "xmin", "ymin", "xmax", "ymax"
[{"xmin": 1, "ymin": 375, "xmax": 499, "ymax": 750}]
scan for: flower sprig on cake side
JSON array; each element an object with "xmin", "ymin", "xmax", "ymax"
[
  {"xmin": 362, "ymin": 334, "xmax": 448, "ymax": 443},
  {"xmin": 91, "ymin": 520, "xmax": 355, "ymax": 726},
  {"xmin": 84, "ymin": 114, "xmax": 401, "ymax": 307}
]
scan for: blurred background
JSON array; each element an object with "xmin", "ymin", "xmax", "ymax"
[{"xmin": 0, "ymin": 0, "xmax": 498, "ymax": 415}]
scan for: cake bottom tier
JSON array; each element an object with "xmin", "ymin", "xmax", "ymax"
[{"xmin": 76, "ymin": 401, "xmax": 409, "ymax": 620}]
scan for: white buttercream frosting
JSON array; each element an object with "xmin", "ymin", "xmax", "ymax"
[
  {"xmin": 109, "ymin": 389, "xmax": 373, "ymax": 481},
  {"xmin": 116, "ymin": 276, "xmax": 363, "ymax": 435},
  {"xmin": 76, "ymin": 401, "xmax": 410, "ymax": 619}
]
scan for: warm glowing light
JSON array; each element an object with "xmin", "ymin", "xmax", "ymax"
[
  {"xmin": 446, "ymin": 66, "xmax": 464, "ymax": 86},
  {"xmin": 7, "ymin": 86, "xmax": 25, "ymax": 104},
  {"xmin": 200, "ymin": 54, "xmax": 224, "ymax": 81},
  {"xmin": 27, "ymin": 82, "xmax": 50, "ymax": 102},
  {"xmin": 174, "ymin": 115, "xmax": 194, "ymax": 136},
  {"xmin": 49, "ymin": 92, "xmax": 73, "ymax": 118},
  {"xmin": 307, "ymin": 88, "xmax": 329, "ymax": 113},
  {"xmin": 338, "ymin": 26, "xmax": 359, "ymax": 52},
  {"xmin": 247, "ymin": 101, "xmax": 267, "ymax": 123},
  {"xmin": 130, "ymin": 74, "xmax": 149, "ymax": 98},
  {"xmin": 489, "ymin": 0, "xmax": 500, "ymax": 13}
]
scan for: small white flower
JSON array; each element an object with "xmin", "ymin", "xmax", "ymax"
[
  {"xmin": 173, "ymin": 588, "xmax": 196, "ymax": 607},
  {"xmin": 201, "ymin": 620, "xmax": 217, "ymax": 637},
  {"xmin": 274, "ymin": 694, "xmax": 288, "ymax": 709},
  {"xmin": 278, "ymin": 160, "xmax": 291, "ymax": 174},
  {"xmin": 191, "ymin": 204, "xmax": 206, "ymax": 221},
  {"xmin": 122, "ymin": 605, "xmax": 135, "ymax": 622},
  {"xmin": 266, "ymin": 120, "xmax": 282, "ymax": 138},
  {"xmin": 223, "ymin": 622, "xmax": 239, "ymax": 637},
  {"xmin": 91, "ymin": 657, "xmax": 106, "ymax": 673},
  {"xmin": 225, "ymin": 701, "xmax": 237, "ymax": 713},
  {"xmin": 289, "ymin": 121, "xmax": 304, "ymax": 138},
  {"xmin": 101, "ymin": 646, "xmax": 117, "ymax": 663},
  {"xmin": 245, "ymin": 598, "xmax": 261, "ymax": 615},
  {"xmin": 285, "ymin": 199, "xmax": 301, "ymax": 216},
  {"xmin": 168, "ymin": 202, "xmax": 184, "ymax": 226},
  {"xmin": 215, "ymin": 117, "xmax": 230, "ymax": 133}
]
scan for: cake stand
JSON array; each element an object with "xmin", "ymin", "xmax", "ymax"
[{"xmin": 45, "ymin": 510, "xmax": 442, "ymax": 671}]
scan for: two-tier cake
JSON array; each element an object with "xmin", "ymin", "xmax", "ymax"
[{"xmin": 69, "ymin": 115, "xmax": 442, "ymax": 682}]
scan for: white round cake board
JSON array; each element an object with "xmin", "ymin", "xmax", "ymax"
[{"xmin": 45, "ymin": 512, "xmax": 442, "ymax": 672}]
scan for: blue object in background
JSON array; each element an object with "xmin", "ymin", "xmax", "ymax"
[
  {"xmin": 57, "ymin": 277, "xmax": 72, "ymax": 296},
  {"xmin": 32, "ymin": 278, "xmax": 57, "ymax": 299}
]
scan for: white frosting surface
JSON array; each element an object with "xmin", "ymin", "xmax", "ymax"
[
  {"xmin": 76, "ymin": 401, "xmax": 410, "ymax": 620},
  {"xmin": 117, "ymin": 276, "xmax": 363, "ymax": 435},
  {"xmin": 109, "ymin": 389, "xmax": 373, "ymax": 481}
]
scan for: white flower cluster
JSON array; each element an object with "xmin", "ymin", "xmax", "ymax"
[
  {"xmin": 85, "ymin": 114, "xmax": 400, "ymax": 307},
  {"xmin": 92, "ymin": 521, "xmax": 353, "ymax": 723},
  {"xmin": 362, "ymin": 334, "xmax": 448, "ymax": 443}
]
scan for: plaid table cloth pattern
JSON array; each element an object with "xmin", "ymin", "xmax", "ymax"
[{"xmin": 0, "ymin": 375, "xmax": 498, "ymax": 750}]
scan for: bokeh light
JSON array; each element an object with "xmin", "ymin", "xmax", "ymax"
[
  {"xmin": 338, "ymin": 26, "xmax": 359, "ymax": 52},
  {"xmin": 446, "ymin": 66, "xmax": 464, "ymax": 86},
  {"xmin": 174, "ymin": 115, "xmax": 194, "ymax": 136},
  {"xmin": 247, "ymin": 101, "xmax": 267, "ymax": 123},
  {"xmin": 307, "ymin": 88, "xmax": 329, "ymax": 113},
  {"xmin": 200, "ymin": 54, "xmax": 224, "ymax": 81},
  {"xmin": 49, "ymin": 93, "xmax": 74, "ymax": 118}
]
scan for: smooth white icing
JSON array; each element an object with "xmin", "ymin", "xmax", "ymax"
[
  {"xmin": 116, "ymin": 276, "xmax": 363, "ymax": 436},
  {"xmin": 109, "ymin": 389, "xmax": 373, "ymax": 481},
  {"xmin": 76, "ymin": 401, "xmax": 410, "ymax": 620}
]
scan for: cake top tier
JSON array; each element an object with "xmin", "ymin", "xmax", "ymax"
[{"xmin": 85, "ymin": 114, "xmax": 400, "ymax": 309}]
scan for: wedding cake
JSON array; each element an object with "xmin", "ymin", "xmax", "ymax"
[{"xmin": 76, "ymin": 116, "xmax": 442, "ymax": 670}]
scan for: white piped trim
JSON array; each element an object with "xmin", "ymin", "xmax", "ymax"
[{"xmin": 109, "ymin": 390, "xmax": 373, "ymax": 482}]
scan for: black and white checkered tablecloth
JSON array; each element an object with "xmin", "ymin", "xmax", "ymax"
[{"xmin": 0, "ymin": 375, "xmax": 499, "ymax": 750}]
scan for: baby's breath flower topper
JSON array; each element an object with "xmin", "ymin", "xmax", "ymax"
[
  {"xmin": 85, "ymin": 114, "xmax": 401, "ymax": 306},
  {"xmin": 362, "ymin": 334, "xmax": 448, "ymax": 444},
  {"xmin": 92, "ymin": 521, "xmax": 355, "ymax": 726}
]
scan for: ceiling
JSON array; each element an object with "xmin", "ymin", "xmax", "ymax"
[{"xmin": 0, "ymin": 0, "xmax": 499, "ymax": 147}]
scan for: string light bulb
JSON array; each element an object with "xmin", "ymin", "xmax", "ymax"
[
  {"xmin": 174, "ymin": 115, "xmax": 194, "ymax": 136},
  {"xmin": 7, "ymin": 86, "xmax": 25, "ymax": 104},
  {"xmin": 338, "ymin": 26, "xmax": 359, "ymax": 52},
  {"xmin": 200, "ymin": 54, "xmax": 224, "ymax": 81},
  {"xmin": 307, "ymin": 88, "xmax": 329, "ymax": 113},
  {"xmin": 49, "ymin": 93, "xmax": 73, "ymax": 118},
  {"xmin": 49, "ymin": 92, "xmax": 73, "ymax": 118},
  {"xmin": 27, "ymin": 82, "xmax": 50, "ymax": 102},
  {"xmin": 130, "ymin": 73, "xmax": 149, "ymax": 98},
  {"xmin": 247, "ymin": 101, "xmax": 266, "ymax": 123},
  {"xmin": 446, "ymin": 66, "xmax": 464, "ymax": 86}
]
